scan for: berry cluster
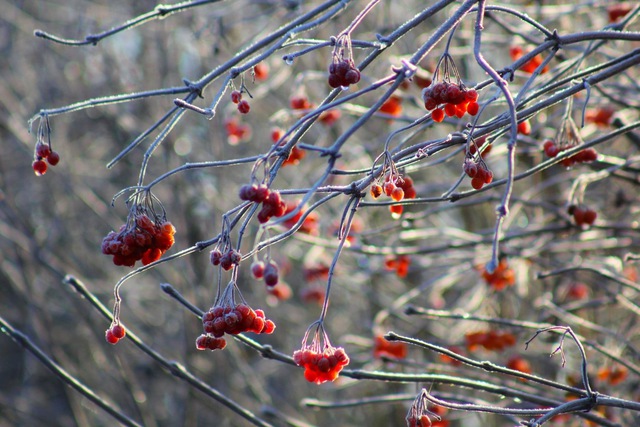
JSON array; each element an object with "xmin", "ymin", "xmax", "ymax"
[
  {"xmin": 210, "ymin": 247, "xmax": 242, "ymax": 271},
  {"xmin": 608, "ymin": 4, "xmax": 632, "ymax": 23},
  {"xmin": 238, "ymin": 183, "xmax": 287, "ymax": 223},
  {"xmin": 265, "ymin": 281, "xmax": 292, "ymax": 301},
  {"xmin": 101, "ymin": 214, "xmax": 176, "ymax": 267},
  {"xmin": 438, "ymin": 346, "xmax": 464, "ymax": 367},
  {"xmin": 319, "ymin": 109, "xmax": 341, "ymax": 126},
  {"xmin": 568, "ymin": 205, "xmax": 597, "ymax": 227},
  {"xmin": 481, "ymin": 258, "xmax": 515, "ymax": 291},
  {"xmin": 281, "ymin": 201, "xmax": 319, "ymax": 235},
  {"xmin": 463, "ymin": 157, "xmax": 494, "ymax": 190},
  {"xmin": 290, "ymin": 95, "xmax": 313, "ymax": 111},
  {"xmin": 422, "ymin": 82, "xmax": 479, "ymax": 122},
  {"xmin": 105, "ymin": 324, "xmax": 126, "ymax": 345},
  {"xmin": 370, "ymin": 174, "xmax": 417, "ymax": 218},
  {"xmin": 379, "ymin": 95, "xmax": 403, "ymax": 118},
  {"xmin": 464, "ymin": 330, "xmax": 516, "ymax": 352},
  {"xmin": 230, "ymin": 90, "xmax": 250, "ymax": 114},
  {"xmin": 585, "ymin": 107, "xmax": 614, "ymax": 127},
  {"xmin": 328, "ymin": 58, "xmax": 360, "ymax": 88},
  {"xmin": 597, "ymin": 365, "xmax": 628, "ymax": 386},
  {"xmin": 384, "ymin": 254, "xmax": 411, "ymax": 278},
  {"xmin": 299, "ymin": 285, "xmax": 326, "ymax": 306},
  {"xmin": 293, "ymin": 345, "xmax": 350, "ymax": 384},
  {"xmin": 195, "ymin": 334, "xmax": 227, "ymax": 351},
  {"xmin": 509, "ymin": 46, "xmax": 549, "ymax": 74},
  {"xmin": 225, "ymin": 117, "xmax": 251, "ymax": 145},
  {"xmin": 32, "ymin": 142, "xmax": 60, "ymax": 176},
  {"xmin": 251, "ymin": 259, "xmax": 280, "ymax": 287},
  {"xmin": 271, "ymin": 128, "xmax": 306, "ymax": 166},
  {"xmin": 566, "ymin": 282, "xmax": 589, "ymax": 300},
  {"xmin": 506, "ymin": 355, "xmax": 532, "ymax": 376},
  {"xmin": 543, "ymin": 139, "xmax": 598, "ymax": 166},
  {"xmin": 196, "ymin": 303, "xmax": 276, "ymax": 351},
  {"xmin": 372, "ymin": 335, "xmax": 408, "ymax": 360}
]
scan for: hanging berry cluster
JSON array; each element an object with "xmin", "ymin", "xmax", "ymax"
[
  {"xmin": 543, "ymin": 117, "xmax": 598, "ymax": 167},
  {"xmin": 370, "ymin": 160, "xmax": 417, "ymax": 218},
  {"xmin": 196, "ymin": 282, "xmax": 276, "ymax": 351},
  {"xmin": 105, "ymin": 323, "xmax": 126, "ymax": 345},
  {"xmin": 509, "ymin": 46, "xmax": 549, "ymax": 74},
  {"xmin": 238, "ymin": 183, "xmax": 287, "ymax": 223},
  {"xmin": 481, "ymin": 257, "xmax": 515, "ymax": 291},
  {"xmin": 293, "ymin": 323, "xmax": 350, "ymax": 384},
  {"xmin": 384, "ymin": 254, "xmax": 411, "ymax": 278},
  {"xmin": 327, "ymin": 35, "xmax": 360, "ymax": 88},
  {"xmin": 225, "ymin": 117, "xmax": 251, "ymax": 145},
  {"xmin": 543, "ymin": 139, "xmax": 598, "ymax": 166},
  {"xmin": 271, "ymin": 127, "xmax": 305, "ymax": 166},
  {"xmin": 568, "ymin": 205, "xmax": 597, "ymax": 228},
  {"xmin": 251, "ymin": 259, "xmax": 280, "ymax": 287},
  {"xmin": 372, "ymin": 334, "xmax": 408, "ymax": 360},
  {"xmin": 281, "ymin": 201, "xmax": 319, "ymax": 235},
  {"xmin": 210, "ymin": 247, "xmax": 242, "ymax": 271},
  {"xmin": 463, "ymin": 156, "xmax": 493, "ymax": 190},
  {"xmin": 421, "ymin": 54, "xmax": 479, "ymax": 122},
  {"xmin": 31, "ymin": 116, "xmax": 60, "ymax": 176},
  {"xmin": 230, "ymin": 89, "xmax": 250, "ymax": 114},
  {"xmin": 464, "ymin": 330, "xmax": 516, "ymax": 352},
  {"xmin": 101, "ymin": 192, "xmax": 176, "ymax": 267}
]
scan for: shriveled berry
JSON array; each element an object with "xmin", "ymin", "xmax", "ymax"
[{"xmin": 370, "ymin": 184, "xmax": 383, "ymax": 199}]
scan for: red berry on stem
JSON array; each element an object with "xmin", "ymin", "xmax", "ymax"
[
  {"xmin": 111, "ymin": 324, "xmax": 126, "ymax": 339},
  {"xmin": 230, "ymin": 90, "xmax": 242, "ymax": 104},
  {"xmin": 432, "ymin": 108, "xmax": 445, "ymax": 123},
  {"xmin": 32, "ymin": 159, "xmax": 47, "ymax": 176},
  {"xmin": 35, "ymin": 143, "xmax": 51, "ymax": 159},
  {"xmin": 237, "ymin": 100, "xmax": 250, "ymax": 114}
]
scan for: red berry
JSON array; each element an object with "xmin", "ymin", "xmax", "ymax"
[
  {"xmin": 237, "ymin": 100, "xmax": 250, "ymax": 114},
  {"xmin": 383, "ymin": 181, "xmax": 396, "ymax": 197},
  {"xmin": 47, "ymin": 151, "xmax": 60, "ymax": 166},
  {"xmin": 253, "ymin": 62, "xmax": 269, "ymax": 80},
  {"xmin": 105, "ymin": 329, "xmax": 119, "ymax": 344},
  {"xmin": 251, "ymin": 261, "xmax": 265, "ymax": 279},
  {"xmin": 32, "ymin": 159, "xmax": 47, "ymax": 176},
  {"xmin": 210, "ymin": 249, "xmax": 223, "ymax": 266},
  {"xmin": 517, "ymin": 120, "xmax": 531, "ymax": 135},
  {"xmin": 111, "ymin": 324, "xmax": 126, "ymax": 339},
  {"xmin": 230, "ymin": 90, "xmax": 242, "ymax": 104},
  {"xmin": 35, "ymin": 143, "xmax": 51, "ymax": 159},
  {"xmin": 389, "ymin": 204, "xmax": 403, "ymax": 218},
  {"xmin": 471, "ymin": 176, "xmax": 484, "ymax": 190},
  {"xmin": 370, "ymin": 184, "xmax": 383, "ymax": 199},
  {"xmin": 432, "ymin": 108, "xmax": 445, "ymax": 123},
  {"xmin": 390, "ymin": 187, "xmax": 404, "ymax": 202},
  {"xmin": 444, "ymin": 103, "xmax": 457, "ymax": 117},
  {"xmin": 263, "ymin": 261, "xmax": 279, "ymax": 287},
  {"xmin": 583, "ymin": 209, "xmax": 597, "ymax": 225},
  {"xmin": 466, "ymin": 101, "xmax": 479, "ymax": 116}
]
